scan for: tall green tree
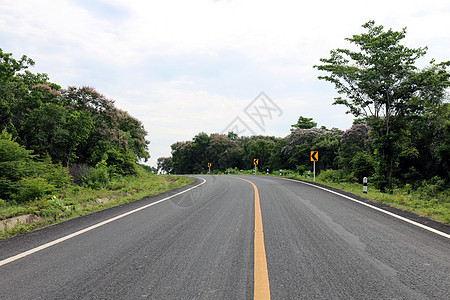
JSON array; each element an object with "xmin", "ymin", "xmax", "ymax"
[
  {"xmin": 206, "ymin": 134, "xmax": 242, "ymax": 171},
  {"xmin": 314, "ymin": 21, "xmax": 450, "ymax": 190},
  {"xmin": 239, "ymin": 136, "xmax": 277, "ymax": 171},
  {"xmin": 291, "ymin": 116, "xmax": 317, "ymax": 129},
  {"xmin": 157, "ymin": 157, "xmax": 173, "ymax": 174},
  {"xmin": 0, "ymin": 49, "xmax": 44, "ymax": 137}
]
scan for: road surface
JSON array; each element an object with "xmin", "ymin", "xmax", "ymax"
[{"xmin": 0, "ymin": 175, "xmax": 449, "ymax": 299}]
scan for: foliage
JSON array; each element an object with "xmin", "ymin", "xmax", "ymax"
[
  {"xmin": 291, "ymin": 116, "xmax": 317, "ymax": 129},
  {"xmin": 338, "ymin": 123, "xmax": 374, "ymax": 181},
  {"xmin": 0, "ymin": 131, "xmax": 71, "ymax": 202},
  {"xmin": 282, "ymin": 127, "xmax": 341, "ymax": 171},
  {"xmin": 314, "ymin": 21, "xmax": 450, "ymax": 191},
  {"xmin": 316, "ymin": 169, "xmax": 354, "ymax": 183},
  {"xmin": 0, "ymin": 48, "xmax": 150, "ymax": 180},
  {"xmin": 157, "ymin": 157, "xmax": 173, "ymax": 174},
  {"xmin": 11, "ymin": 177, "xmax": 54, "ymax": 203},
  {"xmin": 81, "ymin": 160, "xmax": 112, "ymax": 190},
  {"xmin": 171, "ymin": 132, "xmax": 244, "ymax": 174}
]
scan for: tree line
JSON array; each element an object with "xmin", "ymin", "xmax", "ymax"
[
  {"xmin": 1, "ymin": 48, "xmax": 150, "ymax": 202},
  {"xmin": 160, "ymin": 21, "xmax": 450, "ymax": 192}
]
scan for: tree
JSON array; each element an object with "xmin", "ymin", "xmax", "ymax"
[
  {"xmin": 0, "ymin": 49, "xmax": 39, "ymax": 136},
  {"xmin": 338, "ymin": 123, "xmax": 375, "ymax": 181},
  {"xmin": 268, "ymin": 138, "xmax": 289, "ymax": 171},
  {"xmin": 20, "ymin": 103, "xmax": 93, "ymax": 166},
  {"xmin": 1, "ymin": 49, "xmax": 150, "ymax": 178},
  {"xmin": 291, "ymin": 116, "xmax": 317, "ymax": 129},
  {"xmin": 62, "ymin": 86, "xmax": 150, "ymax": 171},
  {"xmin": 206, "ymin": 134, "xmax": 242, "ymax": 171},
  {"xmin": 282, "ymin": 127, "xmax": 341, "ymax": 172},
  {"xmin": 239, "ymin": 136, "xmax": 277, "ymax": 171},
  {"xmin": 157, "ymin": 157, "xmax": 173, "ymax": 174},
  {"xmin": 171, "ymin": 140, "xmax": 199, "ymax": 174},
  {"xmin": 314, "ymin": 21, "xmax": 450, "ymax": 190}
]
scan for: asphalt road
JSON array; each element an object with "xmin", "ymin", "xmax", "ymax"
[{"xmin": 0, "ymin": 175, "xmax": 449, "ymax": 299}]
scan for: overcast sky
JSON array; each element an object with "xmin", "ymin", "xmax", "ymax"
[{"xmin": 1, "ymin": 0, "xmax": 449, "ymax": 167}]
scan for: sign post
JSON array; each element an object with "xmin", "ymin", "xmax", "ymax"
[
  {"xmin": 208, "ymin": 163, "xmax": 211, "ymax": 175},
  {"xmin": 253, "ymin": 159, "xmax": 259, "ymax": 175},
  {"xmin": 310, "ymin": 151, "xmax": 318, "ymax": 182}
]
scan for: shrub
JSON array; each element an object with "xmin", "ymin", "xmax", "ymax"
[
  {"xmin": 317, "ymin": 169, "xmax": 355, "ymax": 183},
  {"xmin": 105, "ymin": 148, "xmax": 138, "ymax": 176},
  {"xmin": 69, "ymin": 164, "xmax": 92, "ymax": 184},
  {"xmin": 225, "ymin": 167, "xmax": 241, "ymax": 174},
  {"xmin": 350, "ymin": 151, "xmax": 376, "ymax": 181},
  {"xmin": 1, "ymin": 133, "xmax": 71, "ymax": 202},
  {"xmin": 81, "ymin": 160, "xmax": 111, "ymax": 189},
  {"xmin": 40, "ymin": 156, "xmax": 72, "ymax": 189},
  {"xmin": 12, "ymin": 177, "xmax": 54, "ymax": 203},
  {"xmin": 418, "ymin": 176, "xmax": 448, "ymax": 198}
]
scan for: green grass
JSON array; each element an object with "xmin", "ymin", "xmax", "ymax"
[{"xmin": 0, "ymin": 171, "xmax": 194, "ymax": 239}]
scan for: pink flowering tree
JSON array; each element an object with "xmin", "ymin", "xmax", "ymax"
[{"xmin": 61, "ymin": 86, "xmax": 149, "ymax": 173}]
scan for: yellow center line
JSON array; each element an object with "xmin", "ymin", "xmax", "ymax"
[{"xmin": 237, "ymin": 178, "xmax": 271, "ymax": 300}]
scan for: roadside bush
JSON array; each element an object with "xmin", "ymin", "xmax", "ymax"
[
  {"xmin": 81, "ymin": 160, "xmax": 113, "ymax": 189},
  {"xmin": 296, "ymin": 165, "xmax": 307, "ymax": 175},
  {"xmin": 38, "ymin": 155, "xmax": 72, "ymax": 189},
  {"xmin": 1, "ymin": 133, "xmax": 71, "ymax": 201},
  {"xmin": 105, "ymin": 148, "xmax": 138, "ymax": 176},
  {"xmin": 351, "ymin": 151, "xmax": 375, "ymax": 182},
  {"xmin": 11, "ymin": 177, "xmax": 54, "ymax": 203},
  {"xmin": 225, "ymin": 167, "xmax": 241, "ymax": 174},
  {"xmin": 418, "ymin": 176, "xmax": 448, "ymax": 198},
  {"xmin": 317, "ymin": 169, "xmax": 356, "ymax": 183},
  {"xmin": 69, "ymin": 164, "xmax": 91, "ymax": 184}
]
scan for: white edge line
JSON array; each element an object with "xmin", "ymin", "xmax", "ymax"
[
  {"xmin": 0, "ymin": 177, "xmax": 207, "ymax": 267},
  {"xmin": 279, "ymin": 177, "xmax": 450, "ymax": 239}
]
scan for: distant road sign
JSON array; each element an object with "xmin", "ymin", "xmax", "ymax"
[
  {"xmin": 208, "ymin": 163, "xmax": 212, "ymax": 168},
  {"xmin": 253, "ymin": 159, "xmax": 259, "ymax": 165},
  {"xmin": 310, "ymin": 151, "xmax": 318, "ymax": 162}
]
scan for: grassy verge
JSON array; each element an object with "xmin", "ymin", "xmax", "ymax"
[
  {"xmin": 0, "ymin": 171, "xmax": 194, "ymax": 239},
  {"xmin": 282, "ymin": 173, "xmax": 449, "ymax": 225}
]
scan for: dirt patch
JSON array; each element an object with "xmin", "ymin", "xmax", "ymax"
[
  {"xmin": 95, "ymin": 197, "xmax": 112, "ymax": 204},
  {"xmin": 94, "ymin": 196, "xmax": 120, "ymax": 205},
  {"xmin": 0, "ymin": 214, "xmax": 43, "ymax": 232}
]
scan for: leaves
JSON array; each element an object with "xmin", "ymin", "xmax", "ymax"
[
  {"xmin": 0, "ymin": 48, "xmax": 150, "ymax": 194},
  {"xmin": 314, "ymin": 20, "xmax": 450, "ymax": 189}
]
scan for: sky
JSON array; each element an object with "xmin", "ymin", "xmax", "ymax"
[{"xmin": 1, "ymin": 0, "xmax": 449, "ymax": 167}]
